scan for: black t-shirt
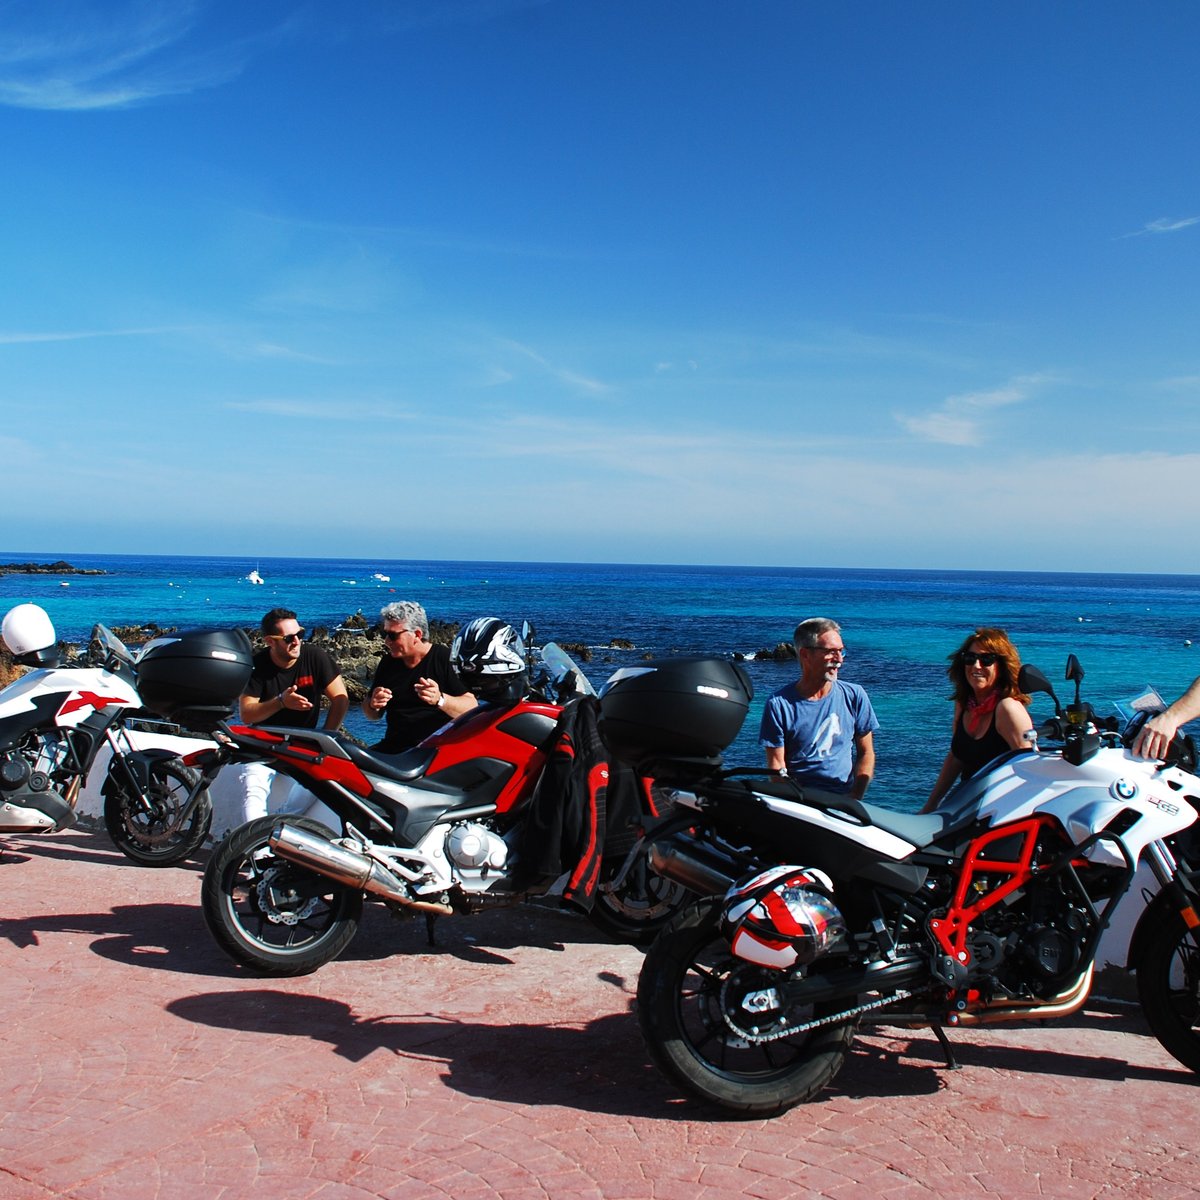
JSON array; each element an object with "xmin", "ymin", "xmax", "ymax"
[
  {"xmin": 245, "ymin": 643, "xmax": 341, "ymax": 729},
  {"xmin": 370, "ymin": 642, "xmax": 468, "ymax": 752}
]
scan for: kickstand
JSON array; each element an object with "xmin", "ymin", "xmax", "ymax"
[
  {"xmin": 424, "ymin": 911, "xmax": 439, "ymax": 947},
  {"xmin": 930, "ymin": 1020, "xmax": 960, "ymax": 1070}
]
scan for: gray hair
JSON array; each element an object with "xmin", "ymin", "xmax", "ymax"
[
  {"xmin": 793, "ymin": 617, "xmax": 841, "ymax": 653},
  {"xmin": 380, "ymin": 600, "xmax": 428, "ymax": 637}
]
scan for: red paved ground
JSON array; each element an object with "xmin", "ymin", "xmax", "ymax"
[{"xmin": 1, "ymin": 828, "xmax": 1197, "ymax": 1199}]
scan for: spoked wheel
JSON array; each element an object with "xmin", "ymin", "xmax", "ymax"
[
  {"xmin": 588, "ymin": 851, "xmax": 690, "ymax": 945},
  {"xmin": 201, "ymin": 816, "xmax": 363, "ymax": 977},
  {"xmin": 103, "ymin": 760, "xmax": 213, "ymax": 867},
  {"xmin": 637, "ymin": 897, "xmax": 859, "ymax": 1116},
  {"xmin": 1137, "ymin": 909, "xmax": 1200, "ymax": 1074}
]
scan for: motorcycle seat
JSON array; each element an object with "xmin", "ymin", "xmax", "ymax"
[
  {"xmin": 858, "ymin": 803, "xmax": 950, "ymax": 846},
  {"xmin": 340, "ymin": 742, "xmax": 436, "ymax": 785}
]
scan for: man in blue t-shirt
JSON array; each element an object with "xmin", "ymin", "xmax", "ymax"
[{"xmin": 759, "ymin": 617, "xmax": 878, "ymax": 798}]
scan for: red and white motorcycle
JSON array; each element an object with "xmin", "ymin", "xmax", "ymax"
[
  {"xmin": 597, "ymin": 652, "xmax": 1200, "ymax": 1116},
  {"xmin": 196, "ymin": 621, "xmax": 686, "ymax": 976},
  {"xmin": 0, "ymin": 604, "xmax": 219, "ymax": 865}
]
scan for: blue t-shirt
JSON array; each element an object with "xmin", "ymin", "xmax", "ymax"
[{"xmin": 759, "ymin": 679, "xmax": 880, "ymax": 793}]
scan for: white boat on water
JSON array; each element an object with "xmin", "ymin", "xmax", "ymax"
[
  {"xmin": 246, "ymin": 568, "xmax": 264, "ymax": 585},
  {"xmin": 373, "ymin": 572, "xmax": 390, "ymax": 582}
]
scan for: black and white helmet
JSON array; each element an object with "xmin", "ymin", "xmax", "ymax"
[{"xmin": 452, "ymin": 618, "xmax": 527, "ymax": 700}]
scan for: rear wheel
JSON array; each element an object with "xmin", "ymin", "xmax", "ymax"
[
  {"xmin": 104, "ymin": 760, "xmax": 212, "ymax": 867},
  {"xmin": 637, "ymin": 896, "xmax": 859, "ymax": 1116},
  {"xmin": 1137, "ymin": 909, "xmax": 1200, "ymax": 1074},
  {"xmin": 201, "ymin": 816, "xmax": 363, "ymax": 976}
]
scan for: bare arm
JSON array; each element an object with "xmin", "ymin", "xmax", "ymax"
[
  {"xmin": 850, "ymin": 731, "xmax": 875, "ymax": 800},
  {"xmin": 414, "ymin": 676, "xmax": 477, "ymax": 719},
  {"xmin": 240, "ymin": 690, "xmax": 292, "ymax": 725},
  {"xmin": 924, "ymin": 749, "xmax": 964, "ymax": 812},
  {"xmin": 765, "ymin": 745, "xmax": 786, "ymax": 772},
  {"xmin": 995, "ymin": 697, "xmax": 1033, "ymax": 750},
  {"xmin": 322, "ymin": 677, "xmax": 349, "ymax": 731},
  {"xmin": 1134, "ymin": 676, "xmax": 1200, "ymax": 759}
]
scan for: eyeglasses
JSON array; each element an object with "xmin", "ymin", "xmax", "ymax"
[
  {"xmin": 804, "ymin": 646, "xmax": 846, "ymax": 660},
  {"xmin": 268, "ymin": 630, "xmax": 304, "ymax": 644},
  {"xmin": 961, "ymin": 652, "xmax": 998, "ymax": 667},
  {"xmin": 383, "ymin": 629, "xmax": 411, "ymax": 642}
]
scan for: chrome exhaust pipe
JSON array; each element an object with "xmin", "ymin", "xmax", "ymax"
[
  {"xmin": 648, "ymin": 836, "xmax": 739, "ymax": 897},
  {"xmin": 269, "ymin": 822, "xmax": 453, "ymax": 916}
]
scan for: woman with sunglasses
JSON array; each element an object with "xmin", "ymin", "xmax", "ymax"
[{"xmin": 922, "ymin": 627, "xmax": 1032, "ymax": 812}]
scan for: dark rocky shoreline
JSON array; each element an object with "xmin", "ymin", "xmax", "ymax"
[
  {"xmin": 3, "ymin": 610, "xmax": 797, "ymax": 698},
  {"xmin": 0, "ymin": 560, "xmax": 105, "ymax": 577}
]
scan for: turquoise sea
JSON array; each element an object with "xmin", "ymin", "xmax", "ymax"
[{"xmin": 5, "ymin": 553, "xmax": 1200, "ymax": 813}]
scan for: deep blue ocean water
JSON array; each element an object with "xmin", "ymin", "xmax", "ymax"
[{"xmin": 5, "ymin": 552, "xmax": 1200, "ymax": 813}]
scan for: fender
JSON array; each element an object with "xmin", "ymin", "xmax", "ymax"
[{"xmin": 101, "ymin": 747, "xmax": 182, "ymax": 798}]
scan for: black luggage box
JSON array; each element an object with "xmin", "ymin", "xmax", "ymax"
[
  {"xmin": 136, "ymin": 628, "xmax": 253, "ymax": 718},
  {"xmin": 598, "ymin": 656, "xmax": 753, "ymax": 770}
]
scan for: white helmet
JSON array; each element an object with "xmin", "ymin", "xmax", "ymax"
[
  {"xmin": 721, "ymin": 866, "xmax": 845, "ymax": 971},
  {"xmin": 451, "ymin": 618, "xmax": 527, "ymax": 701},
  {"xmin": 2, "ymin": 603, "xmax": 57, "ymax": 663}
]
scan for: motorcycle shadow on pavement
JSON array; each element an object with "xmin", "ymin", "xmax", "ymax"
[
  {"xmin": 338, "ymin": 899, "xmax": 635, "ymax": 968},
  {"xmin": 0, "ymin": 828, "xmax": 208, "ymax": 874},
  {"xmin": 0, "ymin": 901, "xmax": 245, "ymax": 978},
  {"xmin": 831, "ymin": 1018, "xmax": 1190, "ymax": 1096},
  {"xmin": 166, "ymin": 986, "xmax": 691, "ymax": 1120}
]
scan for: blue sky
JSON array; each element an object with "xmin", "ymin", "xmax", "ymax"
[{"xmin": 2, "ymin": 1, "xmax": 1197, "ymax": 572}]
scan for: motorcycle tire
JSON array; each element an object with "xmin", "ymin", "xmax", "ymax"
[
  {"xmin": 103, "ymin": 760, "xmax": 213, "ymax": 867},
  {"xmin": 201, "ymin": 815, "xmax": 363, "ymax": 977},
  {"xmin": 1136, "ymin": 909, "xmax": 1200, "ymax": 1075},
  {"xmin": 586, "ymin": 854, "xmax": 690, "ymax": 946},
  {"xmin": 637, "ymin": 896, "xmax": 859, "ymax": 1117}
]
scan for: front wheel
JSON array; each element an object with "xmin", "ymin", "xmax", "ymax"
[
  {"xmin": 104, "ymin": 759, "xmax": 212, "ymax": 867},
  {"xmin": 637, "ymin": 896, "xmax": 859, "ymax": 1116},
  {"xmin": 201, "ymin": 816, "xmax": 363, "ymax": 977},
  {"xmin": 1137, "ymin": 909, "xmax": 1200, "ymax": 1074}
]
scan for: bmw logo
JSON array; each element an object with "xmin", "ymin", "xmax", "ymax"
[{"xmin": 1111, "ymin": 778, "xmax": 1138, "ymax": 801}]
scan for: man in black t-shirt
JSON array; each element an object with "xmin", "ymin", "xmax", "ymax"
[
  {"xmin": 237, "ymin": 607, "xmax": 349, "ymax": 823},
  {"xmin": 363, "ymin": 600, "xmax": 475, "ymax": 753}
]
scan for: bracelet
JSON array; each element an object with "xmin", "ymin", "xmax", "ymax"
[{"xmin": 436, "ymin": 695, "xmax": 446, "ymax": 709}]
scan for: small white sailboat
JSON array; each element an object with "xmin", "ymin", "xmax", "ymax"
[
  {"xmin": 373, "ymin": 572, "xmax": 391, "ymax": 582},
  {"xmin": 246, "ymin": 567, "xmax": 265, "ymax": 585}
]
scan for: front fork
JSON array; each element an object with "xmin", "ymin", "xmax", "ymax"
[
  {"xmin": 1144, "ymin": 838, "xmax": 1200, "ymax": 933},
  {"xmin": 102, "ymin": 728, "xmax": 208, "ymax": 822}
]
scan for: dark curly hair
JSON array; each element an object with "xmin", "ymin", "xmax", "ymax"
[{"xmin": 947, "ymin": 627, "xmax": 1030, "ymax": 707}]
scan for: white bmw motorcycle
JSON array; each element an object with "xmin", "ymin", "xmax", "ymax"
[
  {"xmin": 598, "ymin": 653, "xmax": 1200, "ymax": 1116},
  {"xmin": 0, "ymin": 604, "xmax": 217, "ymax": 865}
]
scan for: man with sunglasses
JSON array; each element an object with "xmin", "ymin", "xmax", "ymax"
[
  {"xmin": 362, "ymin": 600, "xmax": 476, "ymax": 754},
  {"xmin": 759, "ymin": 617, "xmax": 879, "ymax": 799},
  {"xmin": 237, "ymin": 607, "xmax": 349, "ymax": 823}
]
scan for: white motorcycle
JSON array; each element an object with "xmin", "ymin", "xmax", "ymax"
[
  {"xmin": 0, "ymin": 603, "xmax": 218, "ymax": 865},
  {"xmin": 597, "ymin": 652, "xmax": 1200, "ymax": 1116}
]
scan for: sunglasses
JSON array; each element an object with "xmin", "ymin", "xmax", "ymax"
[
  {"xmin": 382, "ymin": 629, "xmax": 411, "ymax": 642},
  {"xmin": 268, "ymin": 629, "xmax": 304, "ymax": 643},
  {"xmin": 961, "ymin": 651, "xmax": 998, "ymax": 667}
]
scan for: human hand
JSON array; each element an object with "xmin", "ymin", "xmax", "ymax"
[
  {"xmin": 414, "ymin": 677, "xmax": 443, "ymax": 708},
  {"xmin": 1133, "ymin": 712, "xmax": 1178, "ymax": 760},
  {"xmin": 371, "ymin": 687, "xmax": 393, "ymax": 710},
  {"xmin": 280, "ymin": 686, "xmax": 312, "ymax": 712}
]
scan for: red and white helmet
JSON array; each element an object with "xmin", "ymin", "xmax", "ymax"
[{"xmin": 721, "ymin": 866, "xmax": 845, "ymax": 970}]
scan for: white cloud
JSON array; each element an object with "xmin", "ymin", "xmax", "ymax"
[
  {"xmin": 0, "ymin": 326, "xmax": 182, "ymax": 345},
  {"xmin": 0, "ymin": 0, "xmax": 253, "ymax": 110},
  {"xmin": 223, "ymin": 398, "xmax": 415, "ymax": 422},
  {"xmin": 1120, "ymin": 215, "xmax": 1200, "ymax": 239},
  {"xmin": 896, "ymin": 373, "xmax": 1051, "ymax": 446},
  {"xmin": 497, "ymin": 338, "xmax": 612, "ymax": 398}
]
